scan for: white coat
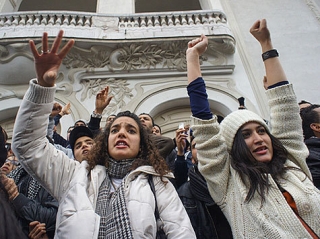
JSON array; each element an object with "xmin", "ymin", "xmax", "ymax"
[{"xmin": 12, "ymin": 79, "xmax": 196, "ymax": 239}]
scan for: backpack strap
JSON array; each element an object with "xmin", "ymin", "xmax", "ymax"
[{"xmin": 148, "ymin": 174, "xmax": 160, "ymax": 220}]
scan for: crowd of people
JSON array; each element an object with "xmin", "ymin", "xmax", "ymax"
[{"xmin": 0, "ymin": 18, "xmax": 319, "ymax": 239}]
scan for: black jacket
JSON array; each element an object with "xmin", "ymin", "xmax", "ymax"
[
  {"xmin": 0, "ymin": 125, "xmax": 7, "ymax": 166},
  {"xmin": 177, "ymin": 165, "xmax": 233, "ymax": 239},
  {"xmin": 305, "ymin": 137, "xmax": 320, "ymax": 189},
  {"xmin": 8, "ymin": 167, "xmax": 58, "ymax": 239}
]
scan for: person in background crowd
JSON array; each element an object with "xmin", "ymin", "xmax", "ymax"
[
  {"xmin": 12, "ymin": 29, "xmax": 196, "ymax": 238},
  {"xmin": 0, "ymin": 125, "xmax": 8, "ymax": 166},
  {"xmin": 1, "ymin": 155, "xmax": 20, "ymax": 175},
  {"xmin": 29, "ymin": 221, "xmax": 49, "ymax": 239},
  {"xmin": 0, "ymin": 177, "xmax": 27, "ymax": 239},
  {"xmin": 175, "ymin": 131, "xmax": 233, "ymax": 239},
  {"xmin": 47, "ymin": 102, "xmax": 62, "ymax": 139},
  {"xmin": 2, "ymin": 164, "xmax": 58, "ymax": 238},
  {"xmin": 52, "ymin": 102, "xmax": 71, "ymax": 147},
  {"xmin": 69, "ymin": 125, "xmax": 94, "ymax": 163},
  {"xmin": 50, "ymin": 86, "xmax": 112, "ymax": 160},
  {"xmin": 74, "ymin": 119, "xmax": 87, "ymax": 127},
  {"xmin": 139, "ymin": 113, "xmax": 175, "ymax": 159},
  {"xmin": 105, "ymin": 114, "xmax": 116, "ymax": 127},
  {"xmin": 152, "ymin": 124, "xmax": 161, "ymax": 136},
  {"xmin": 300, "ymin": 104, "xmax": 320, "ymax": 189},
  {"xmin": 186, "ymin": 19, "xmax": 320, "ymax": 238},
  {"xmin": 299, "ymin": 100, "xmax": 312, "ymax": 110}
]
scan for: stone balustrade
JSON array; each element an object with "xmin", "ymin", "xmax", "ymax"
[
  {"xmin": 0, "ymin": 13, "xmax": 92, "ymax": 27},
  {"xmin": 0, "ymin": 10, "xmax": 231, "ymax": 40},
  {"xmin": 118, "ymin": 10, "xmax": 227, "ymax": 28},
  {"xmin": 0, "ymin": 10, "xmax": 226, "ymax": 28}
]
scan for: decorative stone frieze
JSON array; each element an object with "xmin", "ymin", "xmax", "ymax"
[
  {"xmin": 0, "ymin": 9, "xmax": 236, "ymax": 138},
  {"xmin": 62, "ymin": 37, "xmax": 234, "ymax": 72},
  {"xmin": 79, "ymin": 77, "xmax": 133, "ymax": 114}
]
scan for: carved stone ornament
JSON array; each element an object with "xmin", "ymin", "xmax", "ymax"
[
  {"xmin": 80, "ymin": 77, "xmax": 133, "ymax": 114},
  {"xmin": 63, "ymin": 41, "xmax": 190, "ymax": 72},
  {"xmin": 62, "ymin": 37, "xmax": 235, "ymax": 73}
]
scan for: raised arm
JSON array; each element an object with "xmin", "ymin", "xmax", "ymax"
[
  {"xmin": 251, "ymin": 19, "xmax": 310, "ymax": 175},
  {"xmin": 250, "ymin": 19, "xmax": 287, "ymax": 87},
  {"xmin": 88, "ymin": 86, "xmax": 113, "ymax": 135},
  {"xmin": 29, "ymin": 30, "xmax": 74, "ymax": 87},
  {"xmin": 186, "ymin": 35, "xmax": 212, "ymax": 120},
  {"xmin": 186, "ymin": 35, "xmax": 229, "ymax": 204},
  {"xmin": 186, "ymin": 34, "xmax": 208, "ymax": 85},
  {"xmin": 12, "ymin": 31, "xmax": 76, "ymax": 200}
]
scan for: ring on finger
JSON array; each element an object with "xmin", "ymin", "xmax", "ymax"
[{"xmin": 41, "ymin": 50, "xmax": 50, "ymax": 54}]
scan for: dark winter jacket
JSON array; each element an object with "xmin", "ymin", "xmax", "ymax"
[
  {"xmin": 177, "ymin": 165, "xmax": 233, "ymax": 239},
  {"xmin": 305, "ymin": 137, "xmax": 320, "ymax": 189},
  {"xmin": 8, "ymin": 166, "xmax": 58, "ymax": 238}
]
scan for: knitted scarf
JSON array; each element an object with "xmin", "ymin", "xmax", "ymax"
[
  {"xmin": 7, "ymin": 165, "xmax": 42, "ymax": 200},
  {"xmin": 95, "ymin": 158, "xmax": 135, "ymax": 239}
]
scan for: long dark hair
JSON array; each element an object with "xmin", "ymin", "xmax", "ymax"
[
  {"xmin": 231, "ymin": 127, "xmax": 289, "ymax": 203},
  {"xmin": 87, "ymin": 111, "xmax": 170, "ymax": 178}
]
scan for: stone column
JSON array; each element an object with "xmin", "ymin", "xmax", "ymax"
[
  {"xmin": 200, "ymin": 0, "xmax": 223, "ymax": 10},
  {"xmin": 96, "ymin": 0, "xmax": 135, "ymax": 14},
  {"xmin": 0, "ymin": 0, "xmax": 20, "ymax": 12}
]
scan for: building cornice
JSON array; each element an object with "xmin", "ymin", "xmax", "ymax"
[
  {"xmin": 0, "ymin": 10, "xmax": 235, "ymax": 85},
  {"xmin": 0, "ymin": 10, "xmax": 233, "ymax": 40}
]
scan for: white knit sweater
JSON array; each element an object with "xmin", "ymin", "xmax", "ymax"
[{"xmin": 192, "ymin": 84, "xmax": 320, "ymax": 238}]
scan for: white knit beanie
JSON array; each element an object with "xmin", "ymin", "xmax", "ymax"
[{"xmin": 220, "ymin": 110, "xmax": 269, "ymax": 153}]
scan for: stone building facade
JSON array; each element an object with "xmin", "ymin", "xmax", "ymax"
[{"xmin": 0, "ymin": 0, "xmax": 319, "ymax": 139}]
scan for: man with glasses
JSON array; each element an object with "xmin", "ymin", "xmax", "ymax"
[{"xmin": 1, "ymin": 155, "xmax": 20, "ymax": 175}]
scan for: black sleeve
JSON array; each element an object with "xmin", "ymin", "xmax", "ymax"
[
  {"xmin": 53, "ymin": 131, "xmax": 69, "ymax": 147},
  {"xmin": 11, "ymin": 188, "xmax": 58, "ymax": 233},
  {"xmin": 174, "ymin": 155, "xmax": 189, "ymax": 189},
  {"xmin": 88, "ymin": 115, "xmax": 102, "ymax": 137},
  {"xmin": 0, "ymin": 126, "xmax": 7, "ymax": 167}
]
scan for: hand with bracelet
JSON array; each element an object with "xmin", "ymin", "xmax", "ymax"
[
  {"xmin": 59, "ymin": 102, "xmax": 71, "ymax": 117},
  {"xmin": 250, "ymin": 19, "xmax": 287, "ymax": 88}
]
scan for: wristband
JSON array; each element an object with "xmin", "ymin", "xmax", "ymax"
[
  {"xmin": 92, "ymin": 111, "xmax": 102, "ymax": 118},
  {"xmin": 262, "ymin": 49, "xmax": 279, "ymax": 61}
]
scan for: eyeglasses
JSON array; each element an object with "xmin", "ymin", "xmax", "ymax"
[
  {"xmin": 5, "ymin": 158, "xmax": 20, "ymax": 166},
  {"xmin": 5, "ymin": 143, "xmax": 11, "ymax": 151}
]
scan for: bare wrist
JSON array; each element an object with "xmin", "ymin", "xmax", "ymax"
[{"xmin": 260, "ymin": 40, "xmax": 273, "ymax": 53}]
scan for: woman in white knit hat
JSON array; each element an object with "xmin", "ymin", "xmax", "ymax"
[{"xmin": 186, "ymin": 19, "xmax": 320, "ymax": 238}]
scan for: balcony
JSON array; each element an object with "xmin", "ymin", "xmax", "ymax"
[
  {"xmin": 0, "ymin": 10, "xmax": 232, "ymax": 38},
  {"xmin": 0, "ymin": 9, "xmax": 237, "ymax": 137},
  {"xmin": 0, "ymin": 10, "xmax": 235, "ymax": 86}
]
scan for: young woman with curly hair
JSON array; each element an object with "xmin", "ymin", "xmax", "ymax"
[
  {"xmin": 87, "ymin": 111, "xmax": 169, "ymax": 179},
  {"xmin": 11, "ymin": 31, "xmax": 196, "ymax": 238}
]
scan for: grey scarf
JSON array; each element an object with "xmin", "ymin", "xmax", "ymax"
[
  {"xmin": 96, "ymin": 158, "xmax": 135, "ymax": 239},
  {"xmin": 107, "ymin": 158, "xmax": 135, "ymax": 179}
]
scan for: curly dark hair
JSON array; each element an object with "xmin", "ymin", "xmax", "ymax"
[
  {"xmin": 230, "ymin": 127, "xmax": 301, "ymax": 203},
  {"xmin": 86, "ymin": 111, "xmax": 170, "ymax": 179}
]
